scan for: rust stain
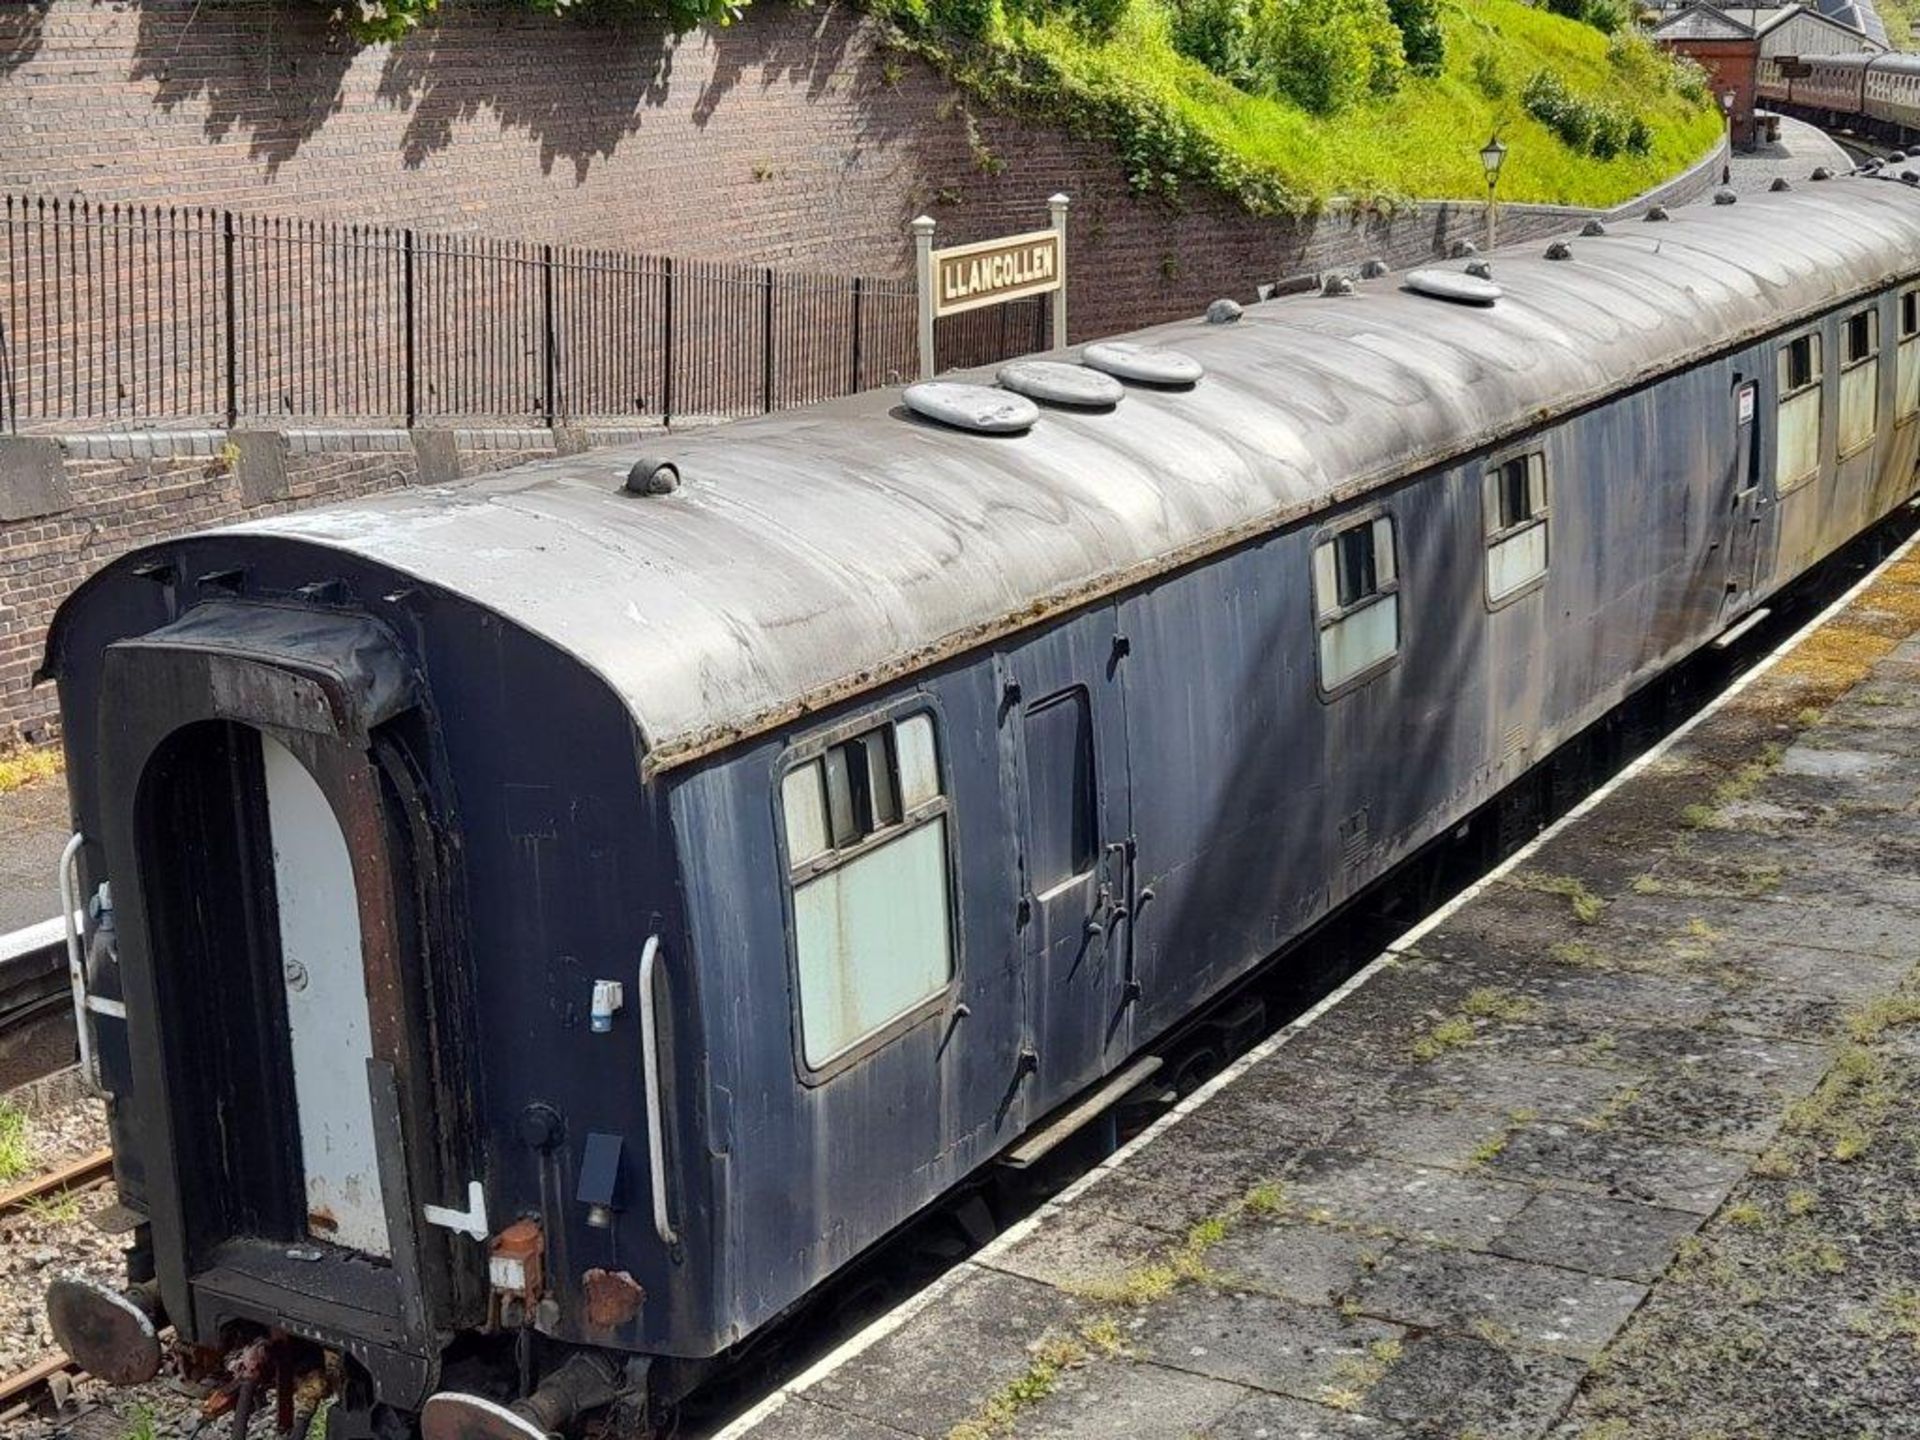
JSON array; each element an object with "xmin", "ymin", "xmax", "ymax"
[
  {"xmin": 307, "ymin": 1206, "xmax": 338, "ymax": 1234},
  {"xmin": 580, "ymin": 1268, "xmax": 645, "ymax": 1330}
]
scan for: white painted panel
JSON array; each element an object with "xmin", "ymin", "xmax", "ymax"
[
  {"xmin": 262, "ymin": 736, "xmax": 391, "ymax": 1258},
  {"xmin": 1488, "ymin": 522, "xmax": 1549, "ymax": 601},
  {"xmin": 1776, "ymin": 387, "xmax": 1822, "ymax": 490},
  {"xmin": 1898, "ymin": 339, "xmax": 1919, "ymax": 420},
  {"xmin": 895, "ymin": 714, "xmax": 942, "ymax": 810},
  {"xmin": 1839, "ymin": 363, "xmax": 1878, "ymax": 454},
  {"xmin": 782, "ymin": 763, "xmax": 829, "ymax": 864},
  {"xmin": 794, "ymin": 818, "xmax": 952, "ymax": 1068},
  {"xmin": 1319, "ymin": 595, "xmax": 1398, "ymax": 689}
]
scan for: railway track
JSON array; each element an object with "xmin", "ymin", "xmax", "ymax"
[{"xmin": 0, "ymin": 1150, "xmax": 114, "ymax": 1423}]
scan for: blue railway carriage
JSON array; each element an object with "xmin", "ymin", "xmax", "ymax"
[{"xmin": 40, "ymin": 176, "xmax": 1920, "ymax": 1437}]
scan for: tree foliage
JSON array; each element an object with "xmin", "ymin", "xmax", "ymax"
[
  {"xmin": 1249, "ymin": 0, "xmax": 1406, "ymax": 114},
  {"xmin": 1388, "ymin": 0, "xmax": 1444, "ymax": 75},
  {"xmin": 334, "ymin": 0, "xmax": 746, "ymax": 44}
]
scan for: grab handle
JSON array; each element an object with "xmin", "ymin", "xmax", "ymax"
[
  {"xmin": 57, "ymin": 833, "xmax": 97, "ymax": 1091},
  {"xmin": 638, "ymin": 935, "xmax": 678, "ymax": 1248}
]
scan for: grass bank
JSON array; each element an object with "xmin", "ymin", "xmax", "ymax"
[{"xmin": 875, "ymin": 0, "xmax": 1724, "ymax": 214}]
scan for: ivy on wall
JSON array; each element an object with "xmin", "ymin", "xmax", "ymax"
[{"xmin": 334, "ymin": 0, "xmax": 748, "ymax": 43}]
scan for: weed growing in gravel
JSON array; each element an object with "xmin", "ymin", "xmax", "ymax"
[
  {"xmin": 124, "ymin": 1408, "xmax": 157, "ymax": 1440},
  {"xmin": 0, "ymin": 744, "xmax": 62, "ymax": 795},
  {"xmin": 0, "ymin": 1102, "xmax": 30, "ymax": 1184},
  {"xmin": 948, "ymin": 1334, "xmax": 1087, "ymax": 1439},
  {"xmin": 1410, "ymin": 1015, "xmax": 1475, "ymax": 1062},
  {"xmin": 1507, "ymin": 870, "xmax": 1606, "ymax": 924},
  {"xmin": 1462, "ymin": 988, "xmax": 1539, "ymax": 1022}
]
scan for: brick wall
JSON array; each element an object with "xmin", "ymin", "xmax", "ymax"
[{"xmin": 0, "ymin": 0, "xmax": 1717, "ymax": 346}]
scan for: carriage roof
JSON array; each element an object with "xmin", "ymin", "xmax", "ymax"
[{"xmin": 208, "ymin": 178, "xmax": 1920, "ymax": 773}]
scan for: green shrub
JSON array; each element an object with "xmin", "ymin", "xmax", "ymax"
[
  {"xmin": 1545, "ymin": 0, "xmax": 1627, "ymax": 31},
  {"xmin": 1064, "ymin": 0, "xmax": 1131, "ymax": 37},
  {"xmin": 1389, "ymin": 0, "xmax": 1446, "ymax": 75},
  {"xmin": 929, "ymin": 0, "xmax": 1000, "ymax": 38},
  {"xmin": 1251, "ymin": 0, "xmax": 1407, "ymax": 114},
  {"xmin": 1168, "ymin": 0, "xmax": 1257, "ymax": 82},
  {"xmin": 1523, "ymin": 67, "xmax": 1651, "ymax": 157},
  {"xmin": 336, "ymin": 0, "xmax": 747, "ymax": 43},
  {"xmin": 1471, "ymin": 48, "xmax": 1506, "ymax": 98}
]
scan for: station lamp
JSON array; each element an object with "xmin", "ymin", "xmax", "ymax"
[{"xmin": 1479, "ymin": 134, "xmax": 1508, "ymax": 252}]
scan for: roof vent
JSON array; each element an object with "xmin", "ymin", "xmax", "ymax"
[
  {"xmin": 1544, "ymin": 240, "xmax": 1574, "ymax": 261},
  {"xmin": 997, "ymin": 359, "xmax": 1124, "ymax": 409},
  {"xmin": 1360, "ymin": 258, "xmax": 1390, "ymax": 279},
  {"xmin": 1205, "ymin": 298, "xmax": 1244, "ymax": 324},
  {"xmin": 1465, "ymin": 259, "xmax": 1494, "ymax": 280},
  {"xmin": 624, "ymin": 457, "xmax": 681, "ymax": 495},
  {"xmin": 1645, "ymin": 205, "xmax": 1671, "ymax": 222},
  {"xmin": 1892, "ymin": 151, "xmax": 1909, "ymax": 163},
  {"xmin": 903, "ymin": 381, "xmax": 1038, "ymax": 434},
  {"xmin": 1580, "ymin": 219, "xmax": 1607, "ymax": 237},
  {"xmin": 1770, "ymin": 177, "xmax": 1792, "ymax": 192},
  {"xmin": 1449, "ymin": 239, "xmax": 1479, "ymax": 258},
  {"xmin": 1405, "ymin": 268, "xmax": 1501, "ymax": 305},
  {"xmin": 1713, "ymin": 188, "xmax": 1737, "ymax": 205},
  {"xmin": 1321, "ymin": 273, "xmax": 1356, "ymax": 297},
  {"xmin": 1812, "ymin": 166, "xmax": 1833, "ymax": 181},
  {"xmin": 1905, "ymin": 170, "xmax": 1920, "ymax": 186},
  {"xmin": 1081, "ymin": 342, "xmax": 1204, "ymax": 387}
]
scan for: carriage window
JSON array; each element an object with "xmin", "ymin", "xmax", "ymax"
[
  {"xmin": 1312, "ymin": 514, "xmax": 1400, "ymax": 692},
  {"xmin": 1839, "ymin": 307, "xmax": 1879, "ymax": 456},
  {"xmin": 1898, "ymin": 288, "xmax": 1920, "ymax": 423},
  {"xmin": 1776, "ymin": 330, "xmax": 1823, "ymax": 491},
  {"xmin": 1023, "ymin": 688, "xmax": 1096, "ymax": 896},
  {"xmin": 783, "ymin": 713, "xmax": 953, "ymax": 1069},
  {"xmin": 1484, "ymin": 451, "xmax": 1549, "ymax": 604}
]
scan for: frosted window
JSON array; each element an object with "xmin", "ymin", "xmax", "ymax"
[{"xmin": 794, "ymin": 819, "xmax": 953, "ymax": 1066}]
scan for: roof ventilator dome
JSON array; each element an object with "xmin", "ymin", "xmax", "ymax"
[
  {"xmin": 997, "ymin": 360, "xmax": 1124, "ymax": 409},
  {"xmin": 1580, "ymin": 219, "xmax": 1607, "ymax": 237},
  {"xmin": 1644, "ymin": 205, "xmax": 1671, "ymax": 222},
  {"xmin": 903, "ymin": 381, "xmax": 1040, "ymax": 434},
  {"xmin": 1544, "ymin": 241, "xmax": 1574, "ymax": 261},
  {"xmin": 1405, "ymin": 268, "xmax": 1501, "ymax": 305},
  {"xmin": 623, "ymin": 458, "xmax": 681, "ymax": 496},
  {"xmin": 1904, "ymin": 171, "xmax": 1920, "ymax": 186},
  {"xmin": 1082, "ymin": 342, "xmax": 1205, "ymax": 387},
  {"xmin": 1205, "ymin": 298, "xmax": 1244, "ymax": 324},
  {"xmin": 1360, "ymin": 258, "xmax": 1390, "ymax": 279},
  {"xmin": 1321, "ymin": 273, "xmax": 1356, "ymax": 297},
  {"xmin": 1812, "ymin": 166, "xmax": 1833, "ymax": 181},
  {"xmin": 1713, "ymin": 188, "xmax": 1738, "ymax": 205},
  {"xmin": 1770, "ymin": 177, "xmax": 1793, "ymax": 192},
  {"xmin": 1465, "ymin": 259, "xmax": 1495, "ymax": 280}
]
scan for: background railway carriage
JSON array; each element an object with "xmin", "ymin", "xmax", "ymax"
[{"xmin": 39, "ymin": 177, "xmax": 1920, "ymax": 1436}]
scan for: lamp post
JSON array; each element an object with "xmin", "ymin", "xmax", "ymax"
[
  {"xmin": 1479, "ymin": 134, "xmax": 1508, "ymax": 254},
  {"xmin": 1720, "ymin": 89, "xmax": 1736, "ymax": 182}
]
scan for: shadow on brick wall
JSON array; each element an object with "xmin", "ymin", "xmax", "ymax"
[
  {"xmin": 375, "ymin": 14, "xmax": 678, "ymax": 174},
  {"xmin": 0, "ymin": 4, "xmax": 44, "ymax": 76},
  {"xmin": 131, "ymin": 4, "xmax": 359, "ymax": 175}
]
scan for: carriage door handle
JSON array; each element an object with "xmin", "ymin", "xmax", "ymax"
[{"xmin": 638, "ymin": 935, "xmax": 679, "ymax": 1248}]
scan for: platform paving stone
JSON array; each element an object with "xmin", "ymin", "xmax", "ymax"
[
  {"xmin": 728, "ymin": 545, "xmax": 1920, "ymax": 1439},
  {"xmin": 1487, "ymin": 1190, "xmax": 1698, "ymax": 1283},
  {"xmin": 1347, "ymin": 1244, "xmax": 1646, "ymax": 1360},
  {"xmin": 1196, "ymin": 1392, "xmax": 1408, "ymax": 1437},
  {"xmin": 1120, "ymin": 1287, "xmax": 1406, "ymax": 1399}
]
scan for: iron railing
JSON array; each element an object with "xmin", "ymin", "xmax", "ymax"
[{"xmin": 0, "ymin": 194, "xmax": 1049, "ymax": 434}]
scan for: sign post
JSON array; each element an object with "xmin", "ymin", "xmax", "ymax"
[{"xmin": 912, "ymin": 197, "xmax": 1069, "ymax": 381}]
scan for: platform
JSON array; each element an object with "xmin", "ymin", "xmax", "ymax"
[{"xmin": 719, "ymin": 539, "xmax": 1920, "ymax": 1440}]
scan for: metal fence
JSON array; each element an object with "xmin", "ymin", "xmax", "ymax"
[{"xmin": 0, "ymin": 195, "xmax": 1049, "ymax": 434}]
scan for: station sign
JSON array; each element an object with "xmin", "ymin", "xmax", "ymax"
[
  {"xmin": 912, "ymin": 196, "xmax": 1070, "ymax": 380},
  {"xmin": 931, "ymin": 229, "xmax": 1063, "ymax": 317}
]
